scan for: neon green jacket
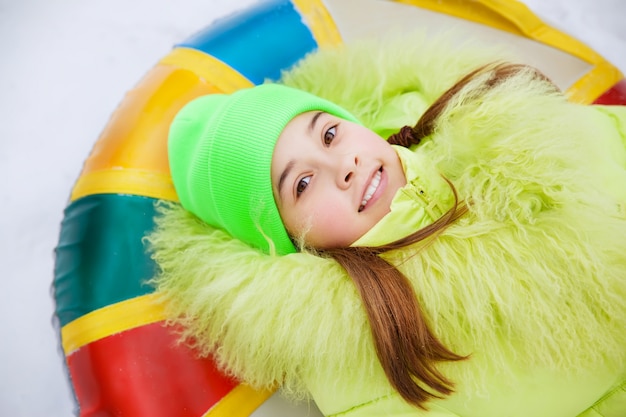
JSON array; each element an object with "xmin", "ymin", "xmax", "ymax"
[{"xmin": 149, "ymin": 36, "xmax": 626, "ymax": 416}]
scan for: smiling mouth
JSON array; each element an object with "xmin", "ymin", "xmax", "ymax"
[{"xmin": 358, "ymin": 168, "xmax": 382, "ymax": 212}]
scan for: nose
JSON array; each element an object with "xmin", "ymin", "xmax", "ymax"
[{"xmin": 336, "ymin": 154, "xmax": 358, "ymax": 189}]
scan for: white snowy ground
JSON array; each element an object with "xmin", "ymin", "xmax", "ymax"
[{"xmin": 1, "ymin": 0, "xmax": 624, "ymax": 416}]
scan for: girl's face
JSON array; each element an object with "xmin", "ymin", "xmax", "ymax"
[{"xmin": 271, "ymin": 111, "xmax": 406, "ymax": 249}]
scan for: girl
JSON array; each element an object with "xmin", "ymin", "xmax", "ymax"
[{"xmin": 147, "ymin": 38, "xmax": 626, "ymax": 416}]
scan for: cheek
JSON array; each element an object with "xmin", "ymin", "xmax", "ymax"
[{"xmin": 305, "ymin": 203, "xmax": 360, "ymax": 248}]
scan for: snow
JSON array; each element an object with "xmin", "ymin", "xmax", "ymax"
[{"xmin": 0, "ymin": 0, "xmax": 623, "ymax": 415}]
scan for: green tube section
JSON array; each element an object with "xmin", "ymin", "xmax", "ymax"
[{"xmin": 54, "ymin": 194, "xmax": 158, "ymax": 327}]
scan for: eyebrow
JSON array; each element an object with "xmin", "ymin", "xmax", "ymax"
[
  {"xmin": 277, "ymin": 159, "xmax": 295, "ymax": 203},
  {"xmin": 309, "ymin": 111, "xmax": 324, "ymax": 133}
]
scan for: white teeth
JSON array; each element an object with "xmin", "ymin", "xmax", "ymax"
[{"xmin": 360, "ymin": 170, "xmax": 381, "ymax": 210}]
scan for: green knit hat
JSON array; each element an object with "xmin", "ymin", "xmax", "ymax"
[{"xmin": 168, "ymin": 84, "xmax": 361, "ymax": 255}]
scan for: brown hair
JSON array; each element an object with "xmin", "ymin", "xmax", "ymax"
[{"xmin": 321, "ymin": 62, "xmax": 555, "ymax": 408}]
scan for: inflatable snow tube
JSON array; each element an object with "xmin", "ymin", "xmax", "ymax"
[{"xmin": 53, "ymin": 0, "xmax": 626, "ymax": 416}]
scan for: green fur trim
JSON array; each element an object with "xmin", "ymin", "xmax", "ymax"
[
  {"xmin": 146, "ymin": 34, "xmax": 626, "ymax": 403},
  {"xmin": 148, "ymin": 203, "xmax": 379, "ymax": 398}
]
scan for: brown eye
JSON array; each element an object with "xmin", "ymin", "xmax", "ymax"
[
  {"xmin": 323, "ymin": 126, "xmax": 336, "ymax": 146},
  {"xmin": 296, "ymin": 176, "xmax": 311, "ymax": 196}
]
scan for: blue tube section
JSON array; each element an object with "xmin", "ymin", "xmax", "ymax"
[{"xmin": 177, "ymin": 0, "xmax": 318, "ymax": 84}]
